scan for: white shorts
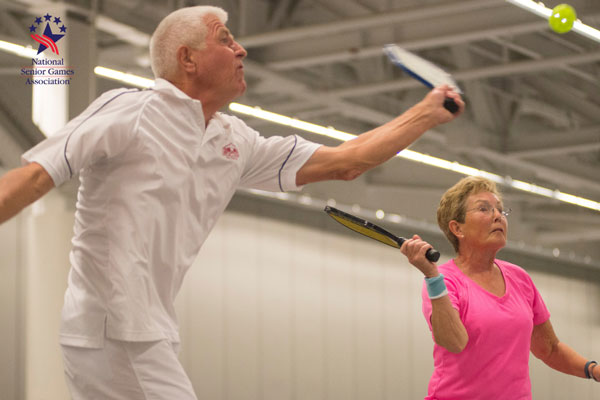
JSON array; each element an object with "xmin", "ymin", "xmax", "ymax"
[{"xmin": 61, "ymin": 339, "xmax": 197, "ymax": 400}]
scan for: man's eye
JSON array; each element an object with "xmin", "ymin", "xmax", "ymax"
[{"xmin": 479, "ymin": 206, "xmax": 490, "ymax": 213}]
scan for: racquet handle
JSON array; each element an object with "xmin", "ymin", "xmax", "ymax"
[
  {"xmin": 425, "ymin": 248, "xmax": 441, "ymax": 263},
  {"xmin": 397, "ymin": 237, "xmax": 441, "ymax": 263},
  {"xmin": 443, "ymin": 97, "xmax": 459, "ymax": 114}
]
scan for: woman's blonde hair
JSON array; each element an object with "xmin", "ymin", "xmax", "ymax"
[{"xmin": 437, "ymin": 176, "xmax": 502, "ymax": 252}]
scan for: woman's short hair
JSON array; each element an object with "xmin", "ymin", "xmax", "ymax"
[
  {"xmin": 437, "ymin": 176, "xmax": 502, "ymax": 252},
  {"xmin": 149, "ymin": 6, "xmax": 228, "ymax": 79}
]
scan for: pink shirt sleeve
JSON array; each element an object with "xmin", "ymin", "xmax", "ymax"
[{"xmin": 526, "ymin": 272, "xmax": 551, "ymax": 326}]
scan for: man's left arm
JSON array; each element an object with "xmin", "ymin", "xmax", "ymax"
[{"xmin": 296, "ymin": 86, "xmax": 463, "ymax": 186}]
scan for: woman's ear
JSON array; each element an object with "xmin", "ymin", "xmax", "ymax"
[
  {"xmin": 449, "ymin": 220, "xmax": 463, "ymax": 238},
  {"xmin": 176, "ymin": 46, "xmax": 196, "ymax": 74}
]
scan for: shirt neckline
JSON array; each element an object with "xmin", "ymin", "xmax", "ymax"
[{"xmin": 450, "ymin": 259, "xmax": 509, "ymax": 300}]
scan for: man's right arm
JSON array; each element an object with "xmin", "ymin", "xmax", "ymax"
[{"xmin": 0, "ymin": 162, "xmax": 55, "ymax": 224}]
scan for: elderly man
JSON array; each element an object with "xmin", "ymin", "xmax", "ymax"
[{"xmin": 0, "ymin": 5, "xmax": 463, "ymax": 399}]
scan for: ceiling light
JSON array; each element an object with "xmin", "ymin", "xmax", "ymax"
[
  {"xmin": 0, "ymin": 40, "xmax": 37, "ymax": 58},
  {"xmin": 93, "ymin": 66, "xmax": 154, "ymax": 88}
]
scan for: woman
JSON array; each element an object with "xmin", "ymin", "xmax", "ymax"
[{"xmin": 400, "ymin": 176, "xmax": 599, "ymax": 399}]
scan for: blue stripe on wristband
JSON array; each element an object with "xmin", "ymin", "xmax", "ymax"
[{"xmin": 425, "ymin": 274, "xmax": 448, "ymax": 299}]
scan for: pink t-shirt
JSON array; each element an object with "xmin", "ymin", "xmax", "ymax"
[{"xmin": 422, "ymin": 259, "xmax": 550, "ymax": 400}]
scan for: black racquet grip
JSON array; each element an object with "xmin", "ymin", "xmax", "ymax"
[
  {"xmin": 426, "ymin": 248, "xmax": 441, "ymax": 263},
  {"xmin": 443, "ymin": 97, "xmax": 459, "ymax": 114}
]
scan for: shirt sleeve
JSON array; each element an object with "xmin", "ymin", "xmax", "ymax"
[
  {"xmin": 529, "ymin": 277, "xmax": 551, "ymax": 326},
  {"xmin": 21, "ymin": 88, "xmax": 142, "ymax": 187},
  {"xmin": 239, "ymin": 130, "xmax": 321, "ymax": 192},
  {"xmin": 422, "ymin": 272, "xmax": 461, "ymax": 331}
]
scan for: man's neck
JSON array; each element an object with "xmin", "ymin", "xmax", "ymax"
[{"xmin": 168, "ymin": 79, "xmax": 225, "ymax": 126}]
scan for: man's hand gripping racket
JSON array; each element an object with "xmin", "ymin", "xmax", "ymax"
[
  {"xmin": 324, "ymin": 206, "xmax": 440, "ymax": 262},
  {"xmin": 383, "ymin": 44, "xmax": 462, "ymax": 114}
]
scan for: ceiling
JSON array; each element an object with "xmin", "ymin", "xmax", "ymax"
[{"xmin": 1, "ymin": 0, "xmax": 599, "ymax": 269}]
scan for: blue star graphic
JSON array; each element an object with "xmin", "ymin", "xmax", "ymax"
[
  {"xmin": 44, "ymin": 13, "xmax": 52, "ymax": 21},
  {"xmin": 29, "ymin": 24, "xmax": 37, "ymax": 33},
  {"xmin": 35, "ymin": 23, "xmax": 65, "ymax": 55},
  {"xmin": 60, "ymin": 25, "xmax": 67, "ymax": 33},
  {"xmin": 54, "ymin": 17, "xmax": 61, "ymax": 24},
  {"xmin": 35, "ymin": 17, "xmax": 42, "ymax": 24}
]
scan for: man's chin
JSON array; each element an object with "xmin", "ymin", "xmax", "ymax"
[{"xmin": 230, "ymin": 85, "xmax": 246, "ymax": 101}]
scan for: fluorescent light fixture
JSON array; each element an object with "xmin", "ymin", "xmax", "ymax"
[
  {"xmin": 229, "ymin": 103, "xmax": 600, "ymax": 212},
  {"xmin": 506, "ymin": 0, "xmax": 600, "ymax": 43},
  {"xmin": 505, "ymin": 0, "xmax": 551, "ymax": 18},
  {"xmin": 94, "ymin": 66, "xmax": 154, "ymax": 88},
  {"xmin": 229, "ymin": 103, "xmax": 356, "ymax": 141},
  {"xmin": 0, "ymin": 40, "xmax": 38, "ymax": 58}
]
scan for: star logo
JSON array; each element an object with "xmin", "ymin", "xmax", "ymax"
[{"xmin": 29, "ymin": 13, "xmax": 67, "ymax": 55}]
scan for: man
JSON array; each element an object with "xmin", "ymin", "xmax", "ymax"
[{"xmin": 0, "ymin": 5, "xmax": 464, "ymax": 399}]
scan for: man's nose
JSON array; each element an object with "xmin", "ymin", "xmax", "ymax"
[{"xmin": 233, "ymin": 41, "xmax": 247, "ymax": 59}]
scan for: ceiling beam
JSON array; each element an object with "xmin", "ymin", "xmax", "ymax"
[
  {"xmin": 265, "ymin": 19, "xmax": 548, "ymax": 70},
  {"xmin": 313, "ymin": 50, "xmax": 600, "ymax": 99},
  {"xmin": 537, "ymin": 229, "xmax": 600, "ymax": 245},
  {"xmin": 509, "ymin": 141, "xmax": 600, "ymax": 159},
  {"xmin": 238, "ymin": 0, "xmax": 506, "ymax": 48}
]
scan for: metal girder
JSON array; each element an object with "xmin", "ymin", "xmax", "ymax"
[
  {"xmin": 265, "ymin": 19, "xmax": 548, "ymax": 70},
  {"xmin": 509, "ymin": 141, "xmax": 600, "ymax": 159},
  {"xmin": 310, "ymin": 50, "xmax": 600, "ymax": 100},
  {"xmin": 238, "ymin": 0, "xmax": 507, "ymax": 48},
  {"xmin": 537, "ymin": 229, "xmax": 600, "ymax": 245}
]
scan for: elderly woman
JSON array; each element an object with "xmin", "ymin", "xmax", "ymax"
[{"xmin": 400, "ymin": 176, "xmax": 599, "ymax": 399}]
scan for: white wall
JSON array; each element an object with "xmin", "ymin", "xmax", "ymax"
[
  {"xmin": 0, "ymin": 204, "xmax": 22, "ymax": 400},
  {"xmin": 1, "ymin": 200, "xmax": 600, "ymax": 399},
  {"xmin": 176, "ymin": 210, "xmax": 600, "ymax": 400},
  {"xmin": 0, "ymin": 188, "xmax": 72, "ymax": 400},
  {"xmin": 176, "ymin": 210, "xmax": 436, "ymax": 400}
]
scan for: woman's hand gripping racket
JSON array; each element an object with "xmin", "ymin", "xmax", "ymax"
[
  {"xmin": 383, "ymin": 44, "xmax": 462, "ymax": 114},
  {"xmin": 324, "ymin": 206, "xmax": 440, "ymax": 262}
]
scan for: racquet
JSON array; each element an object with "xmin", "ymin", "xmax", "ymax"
[
  {"xmin": 324, "ymin": 206, "xmax": 440, "ymax": 262},
  {"xmin": 383, "ymin": 44, "xmax": 461, "ymax": 114}
]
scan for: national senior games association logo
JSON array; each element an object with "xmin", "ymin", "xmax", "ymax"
[{"xmin": 20, "ymin": 13, "xmax": 75, "ymax": 85}]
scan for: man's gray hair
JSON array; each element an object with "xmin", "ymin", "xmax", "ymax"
[{"xmin": 150, "ymin": 6, "xmax": 228, "ymax": 79}]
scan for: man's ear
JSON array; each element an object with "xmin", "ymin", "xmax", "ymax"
[
  {"xmin": 176, "ymin": 46, "xmax": 196, "ymax": 74},
  {"xmin": 449, "ymin": 220, "xmax": 463, "ymax": 238}
]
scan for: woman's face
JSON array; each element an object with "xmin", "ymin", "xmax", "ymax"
[{"xmin": 455, "ymin": 191, "xmax": 508, "ymax": 253}]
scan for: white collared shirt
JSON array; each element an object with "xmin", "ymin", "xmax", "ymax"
[{"xmin": 22, "ymin": 78, "xmax": 320, "ymax": 347}]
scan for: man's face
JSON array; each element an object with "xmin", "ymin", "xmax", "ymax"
[{"xmin": 191, "ymin": 14, "xmax": 247, "ymax": 101}]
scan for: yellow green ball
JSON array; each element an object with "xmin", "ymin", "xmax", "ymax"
[{"xmin": 549, "ymin": 4, "xmax": 577, "ymax": 34}]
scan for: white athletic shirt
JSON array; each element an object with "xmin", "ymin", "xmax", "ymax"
[{"xmin": 22, "ymin": 78, "xmax": 320, "ymax": 348}]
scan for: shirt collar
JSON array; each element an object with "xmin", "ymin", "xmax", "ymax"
[
  {"xmin": 152, "ymin": 78, "xmax": 198, "ymax": 102},
  {"xmin": 152, "ymin": 78, "xmax": 230, "ymax": 128}
]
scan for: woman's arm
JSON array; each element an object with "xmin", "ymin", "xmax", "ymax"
[
  {"xmin": 531, "ymin": 319, "xmax": 599, "ymax": 380},
  {"xmin": 401, "ymin": 234, "xmax": 468, "ymax": 353}
]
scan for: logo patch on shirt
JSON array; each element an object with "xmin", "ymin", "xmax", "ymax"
[{"xmin": 222, "ymin": 143, "xmax": 239, "ymax": 160}]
